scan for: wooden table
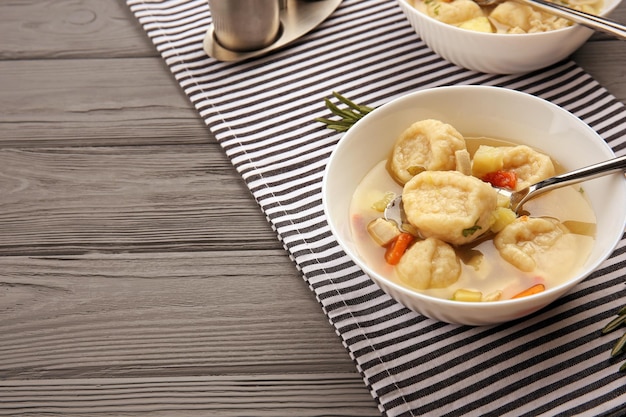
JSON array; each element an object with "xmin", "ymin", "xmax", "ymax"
[{"xmin": 1, "ymin": 1, "xmax": 624, "ymax": 415}]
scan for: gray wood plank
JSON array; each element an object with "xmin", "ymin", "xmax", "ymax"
[
  {"xmin": 0, "ymin": 375, "xmax": 381, "ymax": 417},
  {"xmin": 0, "ymin": 251, "xmax": 356, "ymax": 378},
  {"xmin": 0, "ymin": 58, "xmax": 209, "ymax": 147},
  {"xmin": 0, "ymin": 0, "xmax": 156, "ymax": 59},
  {"xmin": 0, "ymin": 145, "xmax": 282, "ymax": 255},
  {"xmin": 0, "ymin": 251, "xmax": 384, "ymax": 415}
]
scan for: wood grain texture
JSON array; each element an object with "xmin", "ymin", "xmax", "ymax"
[
  {"xmin": 0, "ymin": 58, "xmax": 210, "ymax": 147},
  {"xmin": 0, "ymin": 375, "xmax": 381, "ymax": 417},
  {"xmin": 0, "ymin": 0, "xmax": 156, "ymax": 59},
  {"xmin": 0, "ymin": 252, "xmax": 353, "ymax": 378},
  {"xmin": 1, "ymin": 0, "xmax": 625, "ymax": 415},
  {"xmin": 0, "ymin": 1, "xmax": 380, "ymax": 414},
  {"xmin": 0, "ymin": 146, "xmax": 281, "ymax": 255},
  {"xmin": 0, "ymin": 252, "xmax": 377, "ymax": 414}
]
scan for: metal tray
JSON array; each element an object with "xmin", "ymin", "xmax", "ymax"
[{"xmin": 203, "ymin": 0, "xmax": 342, "ymax": 62}]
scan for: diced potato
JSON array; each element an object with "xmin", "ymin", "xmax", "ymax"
[
  {"xmin": 490, "ymin": 207, "xmax": 517, "ymax": 233},
  {"xmin": 453, "ymin": 288, "xmax": 483, "ymax": 302},
  {"xmin": 367, "ymin": 218, "xmax": 401, "ymax": 247},
  {"xmin": 472, "ymin": 145, "xmax": 504, "ymax": 179},
  {"xmin": 459, "ymin": 16, "xmax": 494, "ymax": 33}
]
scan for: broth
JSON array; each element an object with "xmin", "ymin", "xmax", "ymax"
[{"xmin": 349, "ymin": 137, "xmax": 596, "ymax": 301}]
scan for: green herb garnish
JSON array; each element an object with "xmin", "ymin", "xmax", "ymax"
[
  {"xmin": 462, "ymin": 225, "xmax": 482, "ymax": 237},
  {"xmin": 315, "ymin": 91, "xmax": 374, "ymax": 132},
  {"xmin": 602, "ymin": 303, "xmax": 626, "ymax": 372}
]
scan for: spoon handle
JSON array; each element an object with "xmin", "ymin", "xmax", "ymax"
[
  {"xmin": 524, "ymin": 0, "xmax": 626, "ymax": 40},
  {"xmin": 531, "ymin": 154, "xmax": 626, "ymax": 197}
]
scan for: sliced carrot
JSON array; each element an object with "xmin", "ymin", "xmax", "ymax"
[
  {"xmin": 384, "ymin": 233, "xmax": 414, "ymax": 265},
  {"xmin": 512, "ymin": 283, "xmax": 545, "ymax": 299}
]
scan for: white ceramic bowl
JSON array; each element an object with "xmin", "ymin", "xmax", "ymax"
[
  {"xmin": 397, "ymin": 0, "xmax": 623, "ymax": 74},
  {"xmin": 322, "ymin": 86, "xmax": 626, "ymax": 325}
]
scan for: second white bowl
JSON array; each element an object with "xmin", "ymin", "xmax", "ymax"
[{"xmin": 396, "ymin": 0, "xmax": 623, "ymax": 74}]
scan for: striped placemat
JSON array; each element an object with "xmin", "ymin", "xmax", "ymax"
[{"xmin": 126, "ymin": 0, "xmax": 626, "ymax": 415}]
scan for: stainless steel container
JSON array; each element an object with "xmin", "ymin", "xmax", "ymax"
[{"xmin": 208, "ymin": 0, "xmax": 281, "ymax": 52}]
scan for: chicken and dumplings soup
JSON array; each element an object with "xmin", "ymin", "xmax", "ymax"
[
  {"xmin": 411, "ymin": 0, "xmax": 604, "ymax": 34},
  {"xmin": 349, "ymin": 119, "xmax": 596, "ymax": 302}
]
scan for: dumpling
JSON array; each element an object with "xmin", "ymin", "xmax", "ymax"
[
  {"xmin": 402, "ymin": 170, "xmax": 498, "ymax": 245},
  {"xmin": 396, "ymin": 237, "xmax": 461, "ymax": 289},
  {"xmin": 494, "ymin": 216, "xmax": 569, "ymax": 271},
  {"xmin": 425, "ymin": 0, "xmax": 484, "ymax": 25},
  {"xmin": 488, "ymin": 0, "xmax": 577, "ymax": 33},
  {"xmin": 489, "ymin": 1, "xmax": 539, "ymax": 32},
  {"xmin": 472, "ymin": 144, "xmax": 555, "ymax": 190},
  {"xmin": 389, "ymin": 119, "xmax": 467, "ymax": 185}
]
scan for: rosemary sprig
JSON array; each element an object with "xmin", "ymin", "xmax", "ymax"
[
  {"xmin": 315, "ymin": 91, "xmax": 374, "ymax": 132},
  {"xmin": 602, "ymin": 304, "xmax": 626, "ymax": 372}
]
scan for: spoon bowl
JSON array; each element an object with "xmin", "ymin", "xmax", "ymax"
[{"xmin": 498, "ymin": 154, "xmax": 626, "ymax": 214}]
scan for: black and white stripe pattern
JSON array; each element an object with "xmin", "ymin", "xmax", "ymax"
[{"xmin": 127, "ymin": 0, "xmax": 626, "ymax": 415}]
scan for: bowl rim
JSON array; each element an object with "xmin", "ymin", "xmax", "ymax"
[
  {"xmin": 396, "ymin": 0, "xmax": 622, "ymax": 39},
  {"xmin": 322, "ymin": 85, "xmax": 626, "ymax": 311}
]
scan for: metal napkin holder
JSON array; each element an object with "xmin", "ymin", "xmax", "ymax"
[{"xmin": 203, "ymin": 0, "xmax": 343, "ymax": 62}]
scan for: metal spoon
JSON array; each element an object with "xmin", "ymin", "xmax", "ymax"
[
  {"xmin": 474, "ymin": 0, "xmax": 626, "ymax": 40},
  {"xmin": 384, "ymin": 154, "xmax": 626, "ymax": 225}
]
